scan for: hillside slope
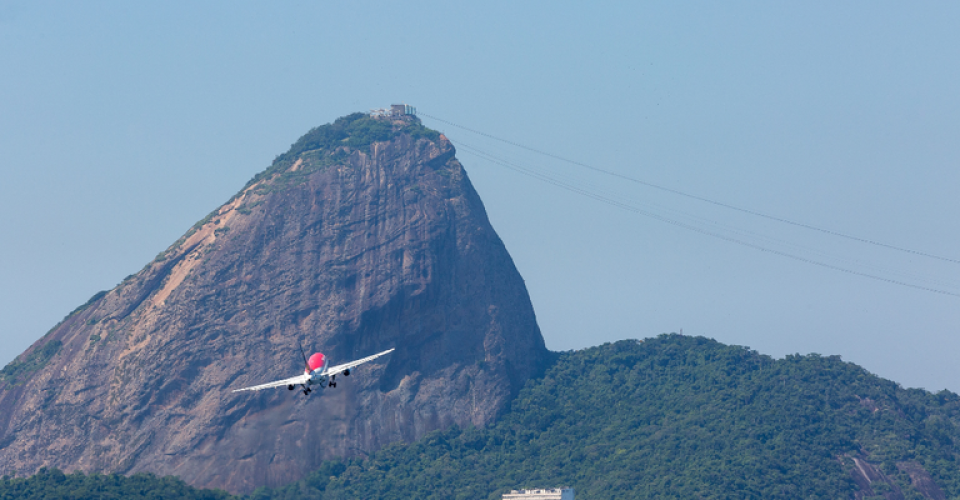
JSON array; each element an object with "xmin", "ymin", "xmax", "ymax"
[
  {"xmin": 0, "ymin": 113, "xmax": 549, "ymax": 493},
  {"xmin": 4, "ymin": 335, "xmax": 959, "ymax": 499},
  {"xmin": 255, "ymin": 335, "xmax": 960, "ymax": 500}
]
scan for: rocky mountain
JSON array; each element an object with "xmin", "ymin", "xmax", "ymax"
[{"xmin": 0, "ymin": 113, "xmax": 549, "ymax": 493}]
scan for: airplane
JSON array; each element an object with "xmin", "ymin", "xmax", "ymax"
[{"xmin": 233, "ymin": 346, "xmax": 395, "ymax": 395}]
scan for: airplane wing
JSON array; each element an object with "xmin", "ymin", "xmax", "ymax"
[
  {"xmin": 232, "ymin": 372, "xmax": 311, "ymax": 393},
  {"xmin": 325, "ymin": 348, "xmax": 395, "ymax": 377}
]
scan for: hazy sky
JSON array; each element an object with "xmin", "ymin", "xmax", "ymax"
[{"xmin": 2, "ymin": 2, "xmax": 959, "ymax": 391}]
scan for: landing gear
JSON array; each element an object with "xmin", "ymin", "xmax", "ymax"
[
  {"xmin": 302, "ymin": 386, "xmax": 312, "ymax": 395},
  {"xmin": 329, "ymin": 375, "xmax": 337, "ymax": 388}
]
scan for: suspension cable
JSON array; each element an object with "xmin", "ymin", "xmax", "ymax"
[{"xmin": 421, "ymin": 112, "xmax": 960, "ymax": 265}]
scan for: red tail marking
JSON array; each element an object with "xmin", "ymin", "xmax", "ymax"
[{"xmin": 307, "ymin": 352, "xmax": 326, "ymax": 372}]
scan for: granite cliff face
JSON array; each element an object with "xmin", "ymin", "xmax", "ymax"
[{"xmin": 0, "ymin": 113, "xmax": 549, "ymax": 493}]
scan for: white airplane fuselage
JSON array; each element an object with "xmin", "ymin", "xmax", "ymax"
[{"xmin": 304, "ymin": 368, "xmax": 330, "ymax": 387}]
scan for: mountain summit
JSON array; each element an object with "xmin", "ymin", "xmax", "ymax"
[{"xmin": 0, "ymin": 112, "xmax": 549, "ymax": 493}]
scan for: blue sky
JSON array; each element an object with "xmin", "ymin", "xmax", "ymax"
[{"xmin": 2, "ymin": 1, "xmax": 959, "ymax": 391}]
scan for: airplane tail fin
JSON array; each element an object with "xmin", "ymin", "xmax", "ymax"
[{"xmin": 298, "ymin": 340, "xmax": 310, "ymax": 373}]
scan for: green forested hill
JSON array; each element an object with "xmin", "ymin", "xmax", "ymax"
[
  {"xmin": 6, "ymin": 335, "xmax": 960, "ymax": 499},
  {"xmin": 0, "ymin": 468, "xmax": 231, "ymax": 500},
  {"xmin": 255, "ymin": 335, "xmax": 960, "ymax": 500}
]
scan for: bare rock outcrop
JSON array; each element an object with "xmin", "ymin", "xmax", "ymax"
[
  {"xmin": 845, "ymin": 452, "xmax": 947, "ymax": 500},
  {"xmin": 0, "ymin": 113, "xmax": 549, "ymax": 493}
]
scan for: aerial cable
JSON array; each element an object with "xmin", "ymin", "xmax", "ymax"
[
  {"xmin": 452, "ymin": 143, "xmax": 960, "ymax": 298},
  {"xmin": 454, "ymin": 142, "xmax": 960, "ymax": 291},
  {"xmin": 456, "ymin": 144, "xmax": 960, "ymax": 297},
  {"xmin": 421, "ymin": 112, "xmax": 960, "ymax": 265}
]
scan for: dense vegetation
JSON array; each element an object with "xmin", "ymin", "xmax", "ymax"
[
  {"xmin": 0, "ymin": 468, "xmax": 230, "ymax": 500},
  {"xmin": 253, "ymin": 335, "xmax": 960, "ymax": 500},
  {"xmin": 7, "ymin": 335, "xmax": 960, "ymax": 499}
]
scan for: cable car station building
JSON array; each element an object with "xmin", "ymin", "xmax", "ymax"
[{"xmin": 502, "ymin": 488, "xmax": 575, "ymax": 500}]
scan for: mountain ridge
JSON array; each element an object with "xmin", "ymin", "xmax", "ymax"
[{"xmin": 0, "ymin": 112, "xmax": 549, "ymax": 493}]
